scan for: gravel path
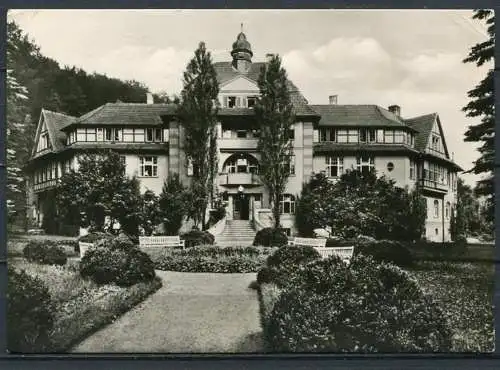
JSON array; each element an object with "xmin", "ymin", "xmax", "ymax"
[{"xmin": 71, "ymin": 271, "xmax": 263, "ymax": 353}]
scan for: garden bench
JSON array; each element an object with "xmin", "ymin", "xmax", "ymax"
[
  {"xmin": 288, "ymin": 237, "xmax": 326, "ymax": 248},
  {"xmin": 139, "ymin": 236, "xmax": 185, "ymax": 249}
]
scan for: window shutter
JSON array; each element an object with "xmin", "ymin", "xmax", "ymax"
[
  {"xmin": 223, "ymin": 96, "xmax": 228, "ymax": 108},
  {"xmin": 313, "ymin": 129, "xmax": 319, "ymax": 143}
]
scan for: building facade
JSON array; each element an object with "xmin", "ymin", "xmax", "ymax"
[{"xmin": 26, "ymin": 31, "xmax": 462, "ymax": 242}]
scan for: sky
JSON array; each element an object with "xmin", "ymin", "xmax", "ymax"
[{"xmin": 8, "ymin": 9, "xmax": 492, "ymax": 187}]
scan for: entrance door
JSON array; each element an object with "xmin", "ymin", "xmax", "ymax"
[{"xmin": 233, "ymin": 194, "xmax": 250, "ymax": 220}]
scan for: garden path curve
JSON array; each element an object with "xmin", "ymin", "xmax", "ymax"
[{"xmin": 71, "ymin": 271, "xmax": 263, "ymax": 353}]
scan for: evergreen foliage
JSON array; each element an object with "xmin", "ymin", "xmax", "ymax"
[
  {"xmin": 158, "ymin": 173, "xmax": 189, "ymax": 235},
  {"xmin": 255, "ymin": 55, "xmax": 295, "ymax": 228},
  {"xmin": 462, "ymin": 10, "xmax": 495, "ymax": 223},
  {"xmin": 177, "ymin": 42, "xmax": 219, "ymax": 229}
]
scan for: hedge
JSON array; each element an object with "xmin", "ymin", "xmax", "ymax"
[{"xmin": 23, "ymin": 241, "xmax": 68, "ymax": 266}]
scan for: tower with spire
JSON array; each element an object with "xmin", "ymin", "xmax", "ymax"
[{"xmin": 231, "ymin": 23, "xmax": 253, "ymax": 73}]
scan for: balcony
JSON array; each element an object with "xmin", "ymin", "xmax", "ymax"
[
  {"xmin": 218, "ymin": 138, "xmax": 259, "ymax": 151},
  {"xmin": 218, "ymin": 172, "xmax": 262, "ymax": 187},
  {"xmin": 33, "ymin": 179, "xmax": 58, "ymax": 193},
  {"xmin": 418, "ymin": 179, "xmax": 449, "ymax": 193}
]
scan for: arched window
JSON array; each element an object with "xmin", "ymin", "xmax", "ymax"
[
  {"xmin": 280, "ymin": 194, "xmax": 296, "ymax": 215},
  {"xmin": 433, "ymin": 200, "xmax": 439, "ymax": 218},
  {"xmin": 223, "ymin": 154, "xmax": 259, "ymax": 174},
  {"xmin": 445, "ymin": 202, "xmax": 450, "ymax": 219}
]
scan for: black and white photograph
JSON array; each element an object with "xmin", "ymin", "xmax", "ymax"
[{"xmin": 6, "ymin": 9, "xmax": 495, "ymax": 353}]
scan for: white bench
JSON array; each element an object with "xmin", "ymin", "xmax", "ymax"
[
  {"xmin": 315, "ymin": 247, "xmax": 354, "ymax": 265},
  {"xmin": 139, "ymin": 236, "xmax": 185, "ymax": 249},
  {"xmin": 288, "ymin": 237, "xmax": 354, "ymax": 265},
  {"xmin": 288, "ymin": 237, "xmax": 326, "ymax": 248}
]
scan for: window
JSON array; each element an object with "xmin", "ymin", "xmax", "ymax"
[
  {"xmin": 77, "ymin": 128, "xmax": 86, "ymax": 142},
  {"xmin": 387, "ymin": 162, "xmax": 394, "ymax": 172},
  {"xmin": 384, "ymin": 130, "xmax": 394, "ymax": 143},
  {"xmin": 104, "ymin": 128, "xmax": 122, "ymax": 142},
  {"xmin": 155, "ymin": 128, "xmax": 162, "ymax": 142},
  {"xmin": 187, "ymin": 158, "xmax": 194, "ymax": 176},
  {"xmin": 139, "ymin": 156, "xmax": 158, "ymax": 177},
  {"xmin": 409, "ymin": 160, "xmax": 416, "ymax": 180},
  {"xmin": 97, "ymin": 128, "xmax": 104, "ymax": 141},
  {"xmin": 247, "ymin": 97, "xmax": 257, "ymax": 108},
  {"xmin": 163, "ymin": 128, "xmax": 169, "ymax": 142},
  {"xmin": 86, "ymin": 128, "xmax": 96, "ymax": 142},
  {"xmin": 237, "ymin": 130, "xmax": 247, "ymax": 138},
  {"xmin": 445, "ymin": 202, "xmax": 450, "ymax": 219},
  {"xmin": 435, "ymin": 228, "xmax": 439, "ymax": 235},
  {"xmin": 347, "ymin": 129, "xmax": 358, "ymax": 143},
  {"xmin": 254, "ymin": 194, "xmax": 262, "ymax": 202},
  {"xmin": 431, "ymin": 135, "xmax": 440, "ymax": 151},
  {"xmin": 319, "ymin": 128, "xmax": 335, "ymax": 142},
  {"xmin": 337, "ymin": 129, "xmax": 348, "ymax": 143},
  {"xmin": 279, "ymin": 194, "xmax": 296, "ymax": 214},
  {"xmin": 376, "ymin": 129, "xmax": 384, "ymax": 143},
  {"xmin": 283, "ymin": 155, "xmax": 295, "ymax": 175},
  {"xmin": 146, "ymin": 128, "xmax": 154, "ymax": 142},
  {"xmin": 114, "ymin": 128, "xmax": 122, "ymax": 141},
  {"xmin": 433, "ymin": 200, "xmax": 439, "ymax": 218},
  {"xmin": 288, "ymin": 125, "xmax": 295, "ymax": 141},
  {"xmin": 41, "ymin": 132, "xmax": 49, "ymax": 150},
  {"xmin": 360, "ymin": 128, "xmax": 376, "ymax": 143},
  {"xmin": 326, "ymin": 156, "xmax": 343, "ymax": 177},
  {"xmin": 134, "ymin": 128, "xmax": 145, "ymax": 142},
  {"xmin": 356, "ymin": 156, "xmax": 375, "ymax": 175},
  {"xmin": 105, "ymin": 128, "xmax": 113, "ymax": 141},
  {"xmin": 313, "ymin": 129, "xmax": 319, "ymax": 142},
  {"xmin": 228, "ymin": 96, "xmax": 237, "ymax": 108}
]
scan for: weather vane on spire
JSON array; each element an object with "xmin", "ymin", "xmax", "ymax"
[{"xmin": 241, "ymin": 23, "xmax": 244, "ymax": 32}]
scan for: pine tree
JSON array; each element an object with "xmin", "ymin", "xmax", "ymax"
[
  {"xmin": 255, "ymin": 54, "xmax": 295, "ymax": 229},
  {"xmin": 462, "ymin": 10, "xmax": 494, "ymax": 222},
  {"xmin": 178, "ymin": 42, "xmax": 219, "ymax": 229}
]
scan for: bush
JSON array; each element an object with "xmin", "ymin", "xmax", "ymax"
[
  {"xmin": 264, "ymin": 245, "xmax": 322, "ymax": 288},
  {"xmin": 7, "ymin": 267, "xmax": 55, "ymax": 352},
  {"xmin": 253, "ymin": 227, "xmax": 289, "ymax": 247},
  {"xmin": 23, "ymin": 241, "xmax": 67, "ymax": 266},
  {"xmin": 79, "ymin": 237, "xmax": 155, "ymax": 287},
  {"xmin": 181, "ymin": 230, "xmax": 215, "ymax": 248},
  {"xmin": 265, "ymin": 255, "xmax": 452, "ymax": 352},
  {"xmin": 154, "ymin": 254, "xmax": 266, "ymax": 273},
  {"xmin": 257, "ymin": 266, "xmax": 279, "ymax": 285},
  {"xmin": 78, "ymin": 232, "xmax": 115, "ymax": 244},
  {"xmin": 355, "ymin": 239, "xmax": 413, "ymax": 267}
]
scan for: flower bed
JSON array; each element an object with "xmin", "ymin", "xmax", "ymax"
[
  {"xmin": 8, "ymin": 258, "xmax": 162, "ymax": 352},
  {"xmin": 149, "ymin": 245, "xmax": 275, "ymax": 273}
]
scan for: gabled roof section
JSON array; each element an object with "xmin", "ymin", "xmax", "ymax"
[
  {"xmin": 310, "ymin": 104, "xmax": 416, "ymax": 130},
  {"xmin": 32, "ymin": 109, "xmax": 76, "ymax": 157},
  {"xmin": 213, "ymin": 61, "xmax": 318, "ymax": 117},
  {"xmin": 404, "ymin": 113, "xmax": 438, "ymax": 152},
  {"xmin": 67, "ymin": 103, "xmax": 178, "ymax": 128}
]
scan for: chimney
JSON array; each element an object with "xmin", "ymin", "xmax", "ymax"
[
  {"xmin": 388, "ymin": 105, "xmax": 401, "ymax": 117},
  {"xmin": 146, "ymin": 92, "xmax": 154, "ymax": 105},
  {"xmin": 266, "ymin": 53, "xmax": 274, "ymax": 63},
  {"xmin": 329, "ymin": 95, "xmax": 338, "ymax": 105}
]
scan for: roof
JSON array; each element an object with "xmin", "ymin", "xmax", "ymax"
[
  {"xmin": 40, "ymin": 109, "xmax": 76, "ymax": 152},
  {"xmin": 214, "ymin": 61, "xmax": 318, "ymax": 117},
  {"xmin": 404, "ymin": 113, "xmax": 437, "ymax": 151},
  {"xmin": 310, "ymin": 104, "xmax": 417, "ymax": 130},
  {"xmin": 71, "ymin": 103, "xmax": 178, "ymax": 128}
]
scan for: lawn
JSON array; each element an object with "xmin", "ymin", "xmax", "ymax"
[
  {"xmin": 8, "ymin": 257, "xmax": 162, "ymax": 352},
  {"xmin": 409, "ymin": 260, "xmax": 494, "ymax": 352}
]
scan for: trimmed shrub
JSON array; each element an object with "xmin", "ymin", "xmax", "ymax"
[
  {"xmin": 7, "ymin": 267, "xmax": 55, "ymax": 352},
  {"xmin": 253, "ymin": 227, "xmax": 289, "ymax": 247},
  {"xmin": 264, "ymin": 245, "xmax": 322, "ymax": 288},
  {"xmin": 23, "ymin": 241, "xmax": 67, "ymax": 266},
  {"xmin": 78, "ymin": 232, "xmax": 115, "ymax": 244},
  {"xmin": 355, "ymin": 239, "xmax": 413, "ymax": 267},
  {"xmin": 265, "ymin": 255, "xmax": 452, "ymax": 352},
  {"xmin": 181, "ymin": 230, "xmax": 215, "ymax": 248},
  {"xmin": 256, "ymin": 266, "xmax": 279, "ymax": 285},
  {"xmin": 79, "ymin": 237, "xmax": 155, "ymax": 287},
  {"xmin": 154, "ymin": 254, "xmax": 266, "ymax": 273},
  {"xmin": 258, "ymin": 283, "xmax": 282, "ymax": 331}
]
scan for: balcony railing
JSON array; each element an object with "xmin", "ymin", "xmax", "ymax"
[
  {"xmin": 419, "ymin": 179, "xmax": 449, "ymax": 192},
  {"xmin": 218, "ymin": 138, "xmax": 259, "ymax": 150},
  {"xmin": 33, "ymin": 179, "xmax": 58, "ymax": 192},
  {"xmin": 218, "ymin": 172, "xmax": 262, "ymax": 186}
]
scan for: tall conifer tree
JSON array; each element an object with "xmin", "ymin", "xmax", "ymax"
[
  {"xmin": 255, "ymin": 55, "xmax": 295, "ymax": 228},
  {"xmin": 462, "ymin": 10, "xmax": 495, "ymax": 222},
  {"xmin": 178, "ymin": 42, "xmax": 219, "ymax": 229}
]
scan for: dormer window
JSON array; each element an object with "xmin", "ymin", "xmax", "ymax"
[{"xmin": 247, "ymin": 97, "xmax": 257, "ymax": 108}]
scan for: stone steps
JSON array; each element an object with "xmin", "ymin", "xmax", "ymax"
[{"xmin": 215, "ymin": 220, "xmax": 256, "ymax": 247}]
